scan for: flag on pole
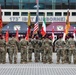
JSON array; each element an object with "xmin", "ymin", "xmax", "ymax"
[
  {"xmin": 25, "ymin": 27, "xmax": 31, "ymax": 41},
  {"xmin": 52, "ymin": 26, "xmax": 55, "ymax": 43},
  {"xmin": 5, "ymin": 30, "xmax": 9, "ymax": 43},
  {"xmin": 33, "ymin": 15, "xmax": 38, "ymax": 35},
  {"xmin": 0, "ymin": 4, "xmax": 3, "ymax": 29},
  {"xmin": 27, "ymin": 12, "xmax": 31, "ymax": 26},
  {"xmin": 32, "ymin": 0, "xmax": 39, "ymax": 38},
  {"xmin": 41, "ymin": 16, "xmax": 46, "ymax": 37},
  {"xmin": 65, "ymin": 10, "xmax": 70, "ymax": 35},
  {"xmin": 62, "ymin": 28, "xmax": 66, "ymax": 41},
  {"xmin": 15, "ymin": 29, "xmax": 19, "ymax": 41},
  {"xmin": 73, "ymin": 28, "xmax": 76, "ymax": 41}
]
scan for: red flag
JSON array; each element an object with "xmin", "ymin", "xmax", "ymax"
[
  {"xmin": 0, "ymin": 5, "xmax": 3, "ymax": 29},
  {"xmin": 5, "ymin": 30, "xmax": 9, "ymax": 43},
  {"xmin": 52, "ymin": 26, "xmax": 55, "ymax": 43},
  {"xmin": 73, "ymin": 28, "xmax": 76, "ymax": 41},
  {"xmin": 62, "ymin": 28, "xmax": 66, "ymax": 41},
  {"xmin": 15, "ymin": 29, "xmax": 19, "ymax": 41},
  {"xmin": 25, "ymin": 27, "xmax": 31, "ymax": 41}
]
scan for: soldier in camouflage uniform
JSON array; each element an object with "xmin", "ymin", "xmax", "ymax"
[
  {"xmin": 67, "ymin": 35, "xmax": 76, "ymax": 64},
  {"xmin": 38, "ymin": 37, "xmax": 42, "ymax": 62},
  {"xmin": 64, "ymin": 36, "xmax": 69, "ymax": 63},
  {"xmin": 41, "ymin": 37, "xmax": 45, "ymax": 62},
  {"xmin": 55, "ymin": 35, "xmax": 65, "ymax": 64},
  {"xmin": 43, "ymin": 37, "xmax": 53, "ymax": 63},
  {"xmin": 34, "ymin": 37, "xmax": 40, "ymax": 62},
  {"xmin": 48, "ymin": 36, "xmax": 53, "ymax": 63},
  {"xmin": 20, "ymin": 38, "xmax": 28, "ymax": 64},
  {"xmin": 0, "ymin": 35, "xmax": 6, "ymax": 64},
  {"xmin": 28, "ymin": 38, "xmax": 33, "ymax": 62},
  {"xmin": 8, "ymin": 35, "xmax": 18, "ymax": 64}
]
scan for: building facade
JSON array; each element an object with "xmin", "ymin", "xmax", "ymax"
[
  {"xmin": 0, "ymin": 0, "xmax": 76, "ymax": 26},
  {"xmin": 0, "ymin": 0, "xmax": 76, "ymax": 9}
]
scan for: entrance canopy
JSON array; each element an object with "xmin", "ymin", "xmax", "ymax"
[
  {"xmin": 2, "ymin": 22, "xmax": 28, "ymax": 34},
  {"xmin": 46, "ymin": 22, "xmax": 74, "ymax": 33}
]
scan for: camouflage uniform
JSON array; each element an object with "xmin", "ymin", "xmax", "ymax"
[
  {"xmin": 43, "ymin": 38, "xmax": 52, "ymax": 63},
  {"xmin": 0, "ymin": 38, "xmax": 6, "ymax": 64},
  {"xmin": 55, "ymin": 38, "xmax": 65, "ymax": 64},
  {"xmin": 8, "ymin": 37, "xmax": 18, "ymax": 64},
  {"xmin": 34, "ymin": 40, "xmax": 40, "ymax": 62},
  {"xmin": 64, "ymin": 39, "xmax": 69, "ymax": 63},
  {"xmin": 20, "ymin": 38, "xmax": 28, "ymax": 63},
  {"xmin": 48, "ymin": 39, "xmax": 53, "ymax": 63},
  {"xmin": 38, "ymin": 38, "xmax": 42, "ymax": 62},
  {"xmin": 68, "ymin": 38, "xmax": 76, "ymax": 64},
  {"xmin": 28, "ymin": 39, "xmax": 33, "ymax": 62},
  {"xmin": 41, "ymin": 38, "xmax": 45, "ymax": 62}
]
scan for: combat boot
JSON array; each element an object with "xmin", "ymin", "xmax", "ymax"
[
  {"xmin": 56, "ymin": 60, "xmax": 60, "ymax": 64},
  {"xmin": 62, "ymin": 61, "xmax": 64, "ymax": 64},
  {"xmin": 14, "ymin": 61, "xmax": 17, "ymax": 64},
  {"xmin": 10, "ymin": 60, "xmax": 12, "ymax": 64},
  {"xmin": 68, "ymin": 61, "xmax": 71, "ymax": 64},
  {"xmin": 74, "ymin": 60, "xmax": 76, "ymax": 64}
]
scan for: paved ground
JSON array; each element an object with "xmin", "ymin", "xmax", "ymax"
[{"xmin": 0, "ymin": 53, "xmax": 76, "ymax": 75}]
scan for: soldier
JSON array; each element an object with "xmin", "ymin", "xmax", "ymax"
[
  {"xmin": 8, "ymin": 35, "xmax": 18, "ymax": 64},
  {"xmin": 28, "ymin": 38, "xmax": 33, "ymax": 62},
  {"xmin": 41, "ymin": 37, "xmax": 45, "ymax": 62},
  {"xmin": 64, "ymin": 36, "xmax": 69, "ymax": 63},
  {"xmin": 68, "ymin": 35, "xmax": 76, "ymax": 64},
  {"xmin": 43, "ymin": 37, "xmax": 53, "ymax": 64},
  {"xmin": 34, "ymin": 36, "xmax": 40, "ymax": 62},
  {"xmin": 48, "ymin": 36, "xmax": 53, "ymax": 63},
  {"xmin": 55, "ymin": 35, "xmax": 65, "ymax": 64},
  {"xmin": 0, "ymin": 34, "xmax": 6, "ymax": 64},
  {"xmin": 20, "ymin": 37, "xmax": 28, "ymax": 64}
]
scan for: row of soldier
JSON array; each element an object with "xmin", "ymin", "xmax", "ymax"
[{"xmin": 0, "ymin": 34, "xmax": 76, "ymax": 64}]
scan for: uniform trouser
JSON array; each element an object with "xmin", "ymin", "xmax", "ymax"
[
  {"xmin": 0, "ymin": 49, "xmax": 6, "ymax": 63},
  {"xmin": 73, "ymin": 50, "xmax": 76, "ymax": 64},
  {"xmin": 43, "ymin": 50, "xmax": 52, "ymax": 63},
  {"xmin": 57, "ymin": 49, "xmax": 65, "ymax": 63},
  {"xmin": 68, "ymin": 50, "xmax": 76, "ymax": 63},
  {"xmin": 21, "ymin": 48, "xmax": 27, "ymax": 63},
  {"xmin": 28, "ymin": 49, "xmax": 32, "ymax": 62},
  {"xmin": 65, "ymin": 49, "xmax": 69, "ymax": 62},
  {"xmin": 34, "ymin": 50, "xmax": 40, "ymax": 62},
  {"xmin": 41, "ymin": 50, "xmax": 44, "ymax": 62},
  {"xmin": 9, "ymin": 47, "xmax": 17, "ymax": 63}
]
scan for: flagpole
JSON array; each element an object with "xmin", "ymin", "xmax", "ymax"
[{"xmin": 37, "ymin": 0, "xmax": 39, "ymax": 30}]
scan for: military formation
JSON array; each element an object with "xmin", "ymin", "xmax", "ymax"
[{"xmin": 0, "ymin": 33, "xmax": 76, "ymax": 64}]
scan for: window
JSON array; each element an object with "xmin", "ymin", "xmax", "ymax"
[
  {"xmin": 55, "ymin": 12, "xmax": 62, "ymax": 16},
  {"xmin": 31, "ymin": 12, "xmax": 36, "ymax": 16},
  {"xmin": 29, "ymin": 0, "xmax": 36, "ymax": 2},
  {"xmin": 63, "ymin": 12, "xmax": 70, "ymax": 16},
  {"xmin": 21, "ymin": 12, "xmax": 27, "ymax": 16},
  {"xmin": 13, "ymin": 12, "xmax": 19, "ymax": 16},
  {"xmin": 4, "ymin": 12, "xmax": 11, "ymax": 16},
  {"xmin": 63, "ymin": 12, "xmax": 67, "ymax": 16},
  {"xmin": 0, "ymin": 0, "xmax": 4, "ymax": 2},
  {"xmin": 72, "ymin": 12, "xmax": 76, "ymax": 16},
  {"xmin": 39, "ymin": 12, "xmax": 44, "ymax": 16},
  {"xmin": 70, "ymin": 0, "xmax": 76, "ymax": 2},
  {"xmin": 47, "ymin": 12, "xmax": 53, "ymax": 16}
]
